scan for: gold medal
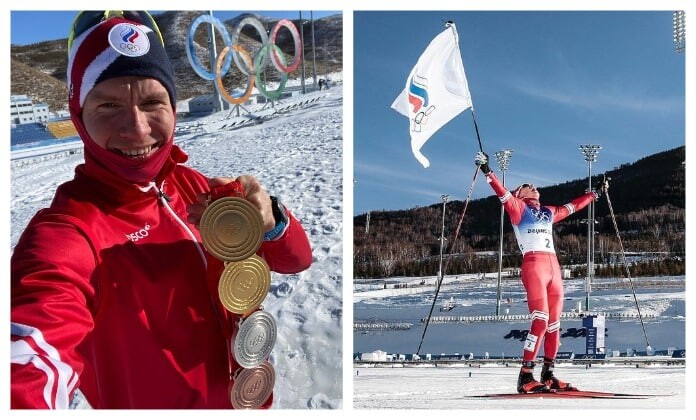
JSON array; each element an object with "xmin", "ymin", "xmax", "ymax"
[
  {"xmin": 218, "ymin": 255, "xmax": 271, "ymax": 315},
  {"xmin": 229, "ymin": 362, "xmax": 275, "ymax": 409},
  {"xmin": 200, "ymin": 197, "xmax": 263, "ymax": 262}
]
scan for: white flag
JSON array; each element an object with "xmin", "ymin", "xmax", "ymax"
[{"xmin": 391, "ymin": 23, "xmax": 473, "ymax": 168}]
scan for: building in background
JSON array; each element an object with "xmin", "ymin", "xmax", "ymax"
[{"xmin": 10, "ymin": 95, "xmax": 50, "ymax": 125}]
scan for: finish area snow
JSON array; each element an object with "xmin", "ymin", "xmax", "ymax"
[
  {"xmin": 353, "ymin": 362, "xmax": 685, "ymax": 411},
  {"xmin": 10, "ymin": 86, "xmax": 344, "ymax": 409},
  {"xmin": 352, "ymin": 273, "xmax": 687, "ymax": 414}
]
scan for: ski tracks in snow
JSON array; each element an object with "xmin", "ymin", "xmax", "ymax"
[
  {"xmin": 182, "ymin": 91, "xmax": 344, "ymax": 408},
  {"xmin": 259, "ymin": 96, "xmax": 343, "ymax": 409},
  {"xmin": 10, "ymin": 153, "xmax": 85, "ymax": 248}
]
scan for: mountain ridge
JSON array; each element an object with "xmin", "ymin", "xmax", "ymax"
[
  {"xmin": 353, "ymin": 146, "xmax": 685, "ymax": 279},
  {"xmin": 11, "ymin": 11, "xmax": 343, "ymax": 113}
]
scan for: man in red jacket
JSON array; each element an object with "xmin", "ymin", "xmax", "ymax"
[
  {"xmin": 475, "ymin": 151, "xmax": 607, "ymax": 393},
  {"xmin": 11, "ymin": 12, "xmax": 312, "ymax": 409}
]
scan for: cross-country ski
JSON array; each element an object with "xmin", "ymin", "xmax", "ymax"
[{"xmin": 470, "ymin": 390, "xmax": 666, "ymax": 400}]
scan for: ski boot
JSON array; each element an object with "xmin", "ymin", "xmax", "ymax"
[
  {"xmin": 541, "ymin": 358, "xmax": 578, "ymax": 391},
  {"xmin": 517, "ymin": 361, "xmax": 550, "ymax": 394}
]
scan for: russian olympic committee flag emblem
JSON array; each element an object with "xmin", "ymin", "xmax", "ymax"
[
  {"xmin": 108, "ymin": 22, "xmax": 151, "ymax": 57},
  {"xmin": 391, "ymin": 23, "xmax": 473, "ymax": 168}
]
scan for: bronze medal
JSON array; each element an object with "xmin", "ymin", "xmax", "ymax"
[
  {"xmin": 234, "ymin": 310, "xmax": 277, "ymax": 368},
  {"xmin": 218, "ymin": 255, "xmax": 271, "ymax": 315},
  {"xmin": 200, "ymin": 197, "xmax": 263, "ymax": 262},
  {"xmin": 229, "ymin": 362, "xmax": 275, "ymax": 409}
]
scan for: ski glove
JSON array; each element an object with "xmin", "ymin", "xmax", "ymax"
[
  {"xmin": 594, "ymin": 178, "xmax": 609, "ymax": 197},
  {"xmin": 474, "ymin": 151, "xmax": 491, "ymax": 174}
]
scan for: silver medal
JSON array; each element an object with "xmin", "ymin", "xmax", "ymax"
[{"xmin": 234, "ymin": 310, "xmax": 277, "ymax": 368}]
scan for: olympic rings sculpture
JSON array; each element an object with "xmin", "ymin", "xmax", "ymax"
[{"xmin": 186, "ymin": 14, "xmax": 302, "ymax": 104}]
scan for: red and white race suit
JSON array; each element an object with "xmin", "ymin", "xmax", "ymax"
[{"xmin": 485, "ymin": 172, "xmax": 595, "ymax": 362}]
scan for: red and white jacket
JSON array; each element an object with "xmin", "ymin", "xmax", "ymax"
[
  {"xmin": 486, "ymin": 172, "xmax": 596, "ymax": 255},
  {"xmin": 11, "ymin": 145, "xmax": 313, "ymax": 409}
]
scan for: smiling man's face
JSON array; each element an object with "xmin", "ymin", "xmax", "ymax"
[{"xmin": 82, "ymin": 76, "xmax": 174, "ymax": 160}]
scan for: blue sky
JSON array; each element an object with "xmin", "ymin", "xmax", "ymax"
[
  {"xmin": 353, "ymin": 11, "xmax": 685, "ymax": 216},
  {"xmin": 10, "ymin": 10, "xmax": 339, "ymax": 45}
]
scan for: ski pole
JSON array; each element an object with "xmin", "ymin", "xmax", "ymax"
[
  {"xmin": 602, "ymin": 174, "xmax": 652, "ymax": 349},
  {"xmin": 416, "ymin": 165, "xmax": 480, "ymax": 355}
]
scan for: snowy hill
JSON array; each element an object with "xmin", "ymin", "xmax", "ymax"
[{"xmin": 11, "ymin": 11, "xmax": 343, "ymax": 112}]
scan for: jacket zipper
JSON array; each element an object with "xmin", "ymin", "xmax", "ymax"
[
  {"xmin": 154, "ymin": 181, "xmax": 233, "ymax": 371},
  {"xmin": 151, "ymin": 181, "xmax": 208, "ymax": 268}
]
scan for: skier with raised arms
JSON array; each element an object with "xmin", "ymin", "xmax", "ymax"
[{"xmin": 474, "ymin": 151, "xmax": 608, "ymax": 393}]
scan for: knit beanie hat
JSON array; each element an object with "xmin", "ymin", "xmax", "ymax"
[{"xmin": 67, "ymin": 15, "xmax": 177, "ymax": 184}]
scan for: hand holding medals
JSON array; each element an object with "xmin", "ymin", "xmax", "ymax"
[{"xmin": 199, "ymin": 180, "xmax": 277, "ymax": 409}]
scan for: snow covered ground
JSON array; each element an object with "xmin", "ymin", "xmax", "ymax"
[
  {"xmin": 352, "ymin": 362, "xmax": 685, "ymax": 411},
  {"xmin": 354, "ymin": 274, "xmax": 685, "ymax": 357},
  {"xmin": 353, "ymin": 273, "xmax": 687, "ymax": 414},
  {"xmin": 9, "ymin": 78, "xmax": 343, "ymax": 409}
]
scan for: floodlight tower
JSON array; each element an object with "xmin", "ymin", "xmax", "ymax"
[
  {"xmin": 674, "ymin": 11, "xmax": 685, "ymax": 53},
  {"xmin": 579, "ymin": 145, "xmax": 602, "ymax": 311},
  {"xmin": 494, "ymin": 150, "xmax": 513, "ymax": 316}
]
